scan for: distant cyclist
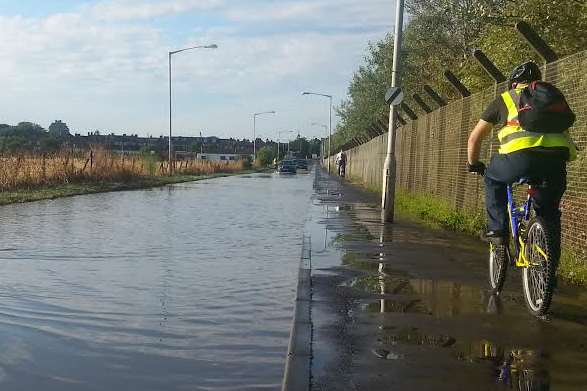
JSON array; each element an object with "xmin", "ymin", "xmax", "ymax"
[
  {"xmin": 336, "ymin": 150, "xmax": 347, "ymax": 177},
  {"xmin": 467, "ymin": 61, "xmax": 577, "ymax": 244}
]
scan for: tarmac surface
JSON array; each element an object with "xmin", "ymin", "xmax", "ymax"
[{"xmin": 304, "ymin": 168, "xmax": 587, "ymax": 391}]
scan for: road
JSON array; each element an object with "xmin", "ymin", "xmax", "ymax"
[{"xmin": 0, "ymin": 171, "xmax": 315, "ymax": 391}]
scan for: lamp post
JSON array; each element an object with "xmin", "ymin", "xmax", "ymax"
[
  {"xmin": 302, "ymin": 92, "xmax": 332, "ymax": 173},
  {"xmin": 168, "ymin": 44, "xmax": 217, "ymax": 175},
  {"xmin": 277, "ymin": 130, "xmax": 293, "ymax": 160},
  {"xmin": 311, "ymin": 122, "xmax": 328, "ymax": 160},
  {"xmin": 381, "ymin": 0, "xmax": 405, "ymax": 223},
  {"xmin": 253, "ymin": 111, "xmax": 276, "ymax": 161}
]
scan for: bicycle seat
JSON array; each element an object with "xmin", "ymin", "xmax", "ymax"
[{"xmin": 514, "ymin": 177, "xmax": 546, "ymax": 186}]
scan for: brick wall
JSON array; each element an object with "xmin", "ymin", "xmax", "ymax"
[{"xmin": 336, "ymin": 50, "xmax": 587, "ymax": 259}]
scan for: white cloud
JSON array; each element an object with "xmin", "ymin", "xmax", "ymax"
[
  {"xmin": 0, "ymin": 0, "xmax": 391, "ymax": 137},
  {"xmin": 225, "ymin": 2, "xmax": 322, "ymax": 22},
  {"xmin": 88, "ymin": 0, "xmax": 224, "ymax": 21},
  {"xmin": 225, "ymin": 0, "xmax": 392, "ymax": 29}
]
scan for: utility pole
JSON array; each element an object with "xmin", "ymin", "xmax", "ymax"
[
  {"xmin": 302, "ymin": 92, "xmax": 332, "ymax": 173},
  {"xmin": 381, "ymin": 0, "xmax": 404, "ymax": 223},
  {"xmin": 168, "ymin": 44, "xmax": 217, "ymax": 174},
  {"xmin": 253, "ymin": 111, "xmax": 276, "ymax": 160},
  {"xmin": 168, "ymin": 52, "xmax": 172, "ymax": 173}
]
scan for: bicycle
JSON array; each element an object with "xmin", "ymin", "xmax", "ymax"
[
  {"xmin": 337, "ymin": 163, "xmax": 346, "ymax": 178},
  {"xmin": 489, "ymin": 178, "xmax": 560, "ymax": 317}
]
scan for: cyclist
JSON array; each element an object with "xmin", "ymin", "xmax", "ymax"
[
  {"xmin": 336, "ymin": 150, "xmax": 347, "ymax": 177},
  {"xmin": 466, "ymin": 61, "xmax": 577, "ymax": 244}
]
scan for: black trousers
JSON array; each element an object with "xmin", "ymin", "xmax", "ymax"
[{"xmin": 484, "ymin": 150, "xmax": 567, "ymax": 232}]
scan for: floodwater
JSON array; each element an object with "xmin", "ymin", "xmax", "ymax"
[
  {"xmin": 0, "ymin": 170, "xmax": 314, "ymax": 390},
  {"xmin": 308, "ymin": 169, "xmax": 587, "ymax": 391}
]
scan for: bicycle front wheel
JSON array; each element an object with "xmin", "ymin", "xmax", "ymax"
[
  {"xmin": 489, "ymin": 243, "xmax": 508, "ymax": 295},
  {"xmin": 522, "ymin": 217, "xmax": 559, "ymax": 317}
]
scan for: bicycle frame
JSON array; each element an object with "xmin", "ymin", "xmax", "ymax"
[{"xmin": 506, "ymin": 184, "xmax": 535, "ymax": 268}]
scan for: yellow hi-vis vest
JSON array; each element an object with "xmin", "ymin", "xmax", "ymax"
[{"xmin": 498, "ymin": 88, "xmax": 577, "ymax": 161}]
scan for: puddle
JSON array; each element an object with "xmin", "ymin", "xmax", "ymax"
[
  {"xmin": 457, "ymin": 343, "xmax": 551, "ymax": 390},
  {"xmin": 342, "ymin": 273, "xmax": 416, "ymax": 296},
  {"xmin": 310, "ymin": 167, "xmax": 587, "ymax": 391},
  {"xmin": 377, "ymin": 327, "xmax": 553, "ymax": 389},
  {"xmin": 379, "ymin": 327, "xmax": 457, "ymax": 348},
  {"xmin": 345, "ymin": 271, "xmax": 503, "ymax": 317},
  {"xmin": 341, "ymin": 253, "xmax": 380, "ymax": 272},
  {"xmin": 372, "ymin": 348, "xmax": 403, "ymax": 360},
  {"xmin": 333, "ymin": 231, "xmax": 376, "ymax": 244},
  {"xmin": 363, "ymin": 298, "xmax": 428, "ymax": 314}
]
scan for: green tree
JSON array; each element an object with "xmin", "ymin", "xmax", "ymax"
[
  {"xmin": 256, "ymin": 146, "xmax": 274, "ymax": 166},
  {"xmin": 334, "ymin": 0, "xmax": 587, "ymax": 149},
  {"xmin": 0, "ymin": 122, "xmax": 54, "ymax": 152},
  {"xmin": 39, "ymin": 136, "xmax": 61, "ymax": 152}
]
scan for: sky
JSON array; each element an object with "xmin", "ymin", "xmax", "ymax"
[{"xmin": 0, "ymin": 0, "xmax": 393, "ymax": 140}]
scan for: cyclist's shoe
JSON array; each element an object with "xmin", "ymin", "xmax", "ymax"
[{"xmin": 481, "ymin": 230, "xmax": 506, "ymax": 245}]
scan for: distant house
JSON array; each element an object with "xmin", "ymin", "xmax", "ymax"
[
  {"xmin": 70, "ymin": 133, "xmax": 265, "ymax": 157},
  {"xmin": 196, "ymin": 153, "xmax": 252, "ymax": 161}
]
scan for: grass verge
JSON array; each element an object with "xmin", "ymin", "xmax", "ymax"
[
  {"xmin": 344, "ymin": 177, "xmax": 587, "ymax": 287},
  {"xmin": 0, "ymin": 170, "xmax": 257, "ymax": 206},
  {"xmin": 392, "ymin": 188, "xmax": 587, "ymax": 286},
  {"xmin": 394, "ymin": 188, "xmax": 486, "ymax": 236}
]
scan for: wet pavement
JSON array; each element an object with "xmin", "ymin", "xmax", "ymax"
[
  {"xmin": 306, "ymin": 168, "xmax": 587, "ymax": 391},
  {"xmin": 0, "ymin": 171, "xmax": 315, "ymax": 390}
]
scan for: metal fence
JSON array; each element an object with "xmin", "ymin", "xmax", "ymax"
[{"xmin": 340, "ymin": 50, "xmax": 587, "ymax": 259}]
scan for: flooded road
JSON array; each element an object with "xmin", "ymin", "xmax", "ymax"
[
  {"xmin": 308, "ymin": 169, "xmax": 587, "ymax": 391},
  {"xmin": 0, "ymin": 171, "xmax": 314, "ymax": 390}
]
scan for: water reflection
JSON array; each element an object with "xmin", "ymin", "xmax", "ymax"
[
  {"xmin": 0, "ymin": 171, "xmax": 314, "ymax": 390},
  {"xmin": 351, "ymin": 269, "xmax": 492, "ymax": 317},
  {"xmin": 376, "ymin": 324, "xmax": 551, "ymax": 391},
  {"xmin": 495, "ymin": 348, "xmax": 550, "ymax": 390}
]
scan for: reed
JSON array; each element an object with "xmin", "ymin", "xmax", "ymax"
[{"xmin": 0, "ymin": 148, "xmax": 246, "ymax": 192}]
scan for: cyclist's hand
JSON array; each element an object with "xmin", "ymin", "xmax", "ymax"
[{"xmin": 467, "ymin": 161, "xmax": 486, "ymax": 175}]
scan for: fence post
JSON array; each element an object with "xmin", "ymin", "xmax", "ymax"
[
  {"xmin": 472, "ymin": 49, "xmax": 506, "ymax": 83},
  {"xmin": 400, "ymin": 103, "xmax": 418, "ymax": 120},
  {"xmin": 444, "ymin": 70, "xmax": 471, "ymax": 97},
  {"xmin": 423, "ymin": 85, "xmax": 447, "ymax": 107},
  {"xmin": 515, "ymin": 21, "xmax": 558, "ymax": 63},
  {"xmin": 413, "ymin": 93, "xmax": 432, "ymax": 113}
]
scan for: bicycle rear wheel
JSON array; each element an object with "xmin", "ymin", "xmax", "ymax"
[
  {"xmin": 489, "ymin": 243, "xmax": 508, "ymax": 295},
  {"xmin": 522, "ymin": 217, "xmax": 559, "ymax": 316}
]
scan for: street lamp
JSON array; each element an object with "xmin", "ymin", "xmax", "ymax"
[
  {"xmin": 277, "ymin": 130, "xmax": 293, "ymax": 160},
  {"xmin": 168, "ymin": 44, "xmax": 217, "ymax": 174},
  {"xmin": 303, "ymin": 91, "xmax": 332, "ymax": 173},
  {"xmin": 311, "ymin": 122, "xmax": 328, "ymax": 160},
  {"xmin": 253, "ymin": 111, "xmax": 276, "ymax": 160}
]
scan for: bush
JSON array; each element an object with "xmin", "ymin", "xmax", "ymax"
[{"xmin": 255, "ymin": 146, "xmax": 274, "ymax": 167}]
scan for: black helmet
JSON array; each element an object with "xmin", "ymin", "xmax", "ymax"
[{"xmin": 508, "ymin": 61, "xmax": 542, "ymax": 89}]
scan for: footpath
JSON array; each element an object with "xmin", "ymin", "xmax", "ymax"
[{"xmin": 286, "ymin": 168, "xmax": 587, "ymax": 391}]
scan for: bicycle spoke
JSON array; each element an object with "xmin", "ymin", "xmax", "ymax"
[{"xmin": 525, "ymin": 223, "xmax": 549, "ymax": 309}]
